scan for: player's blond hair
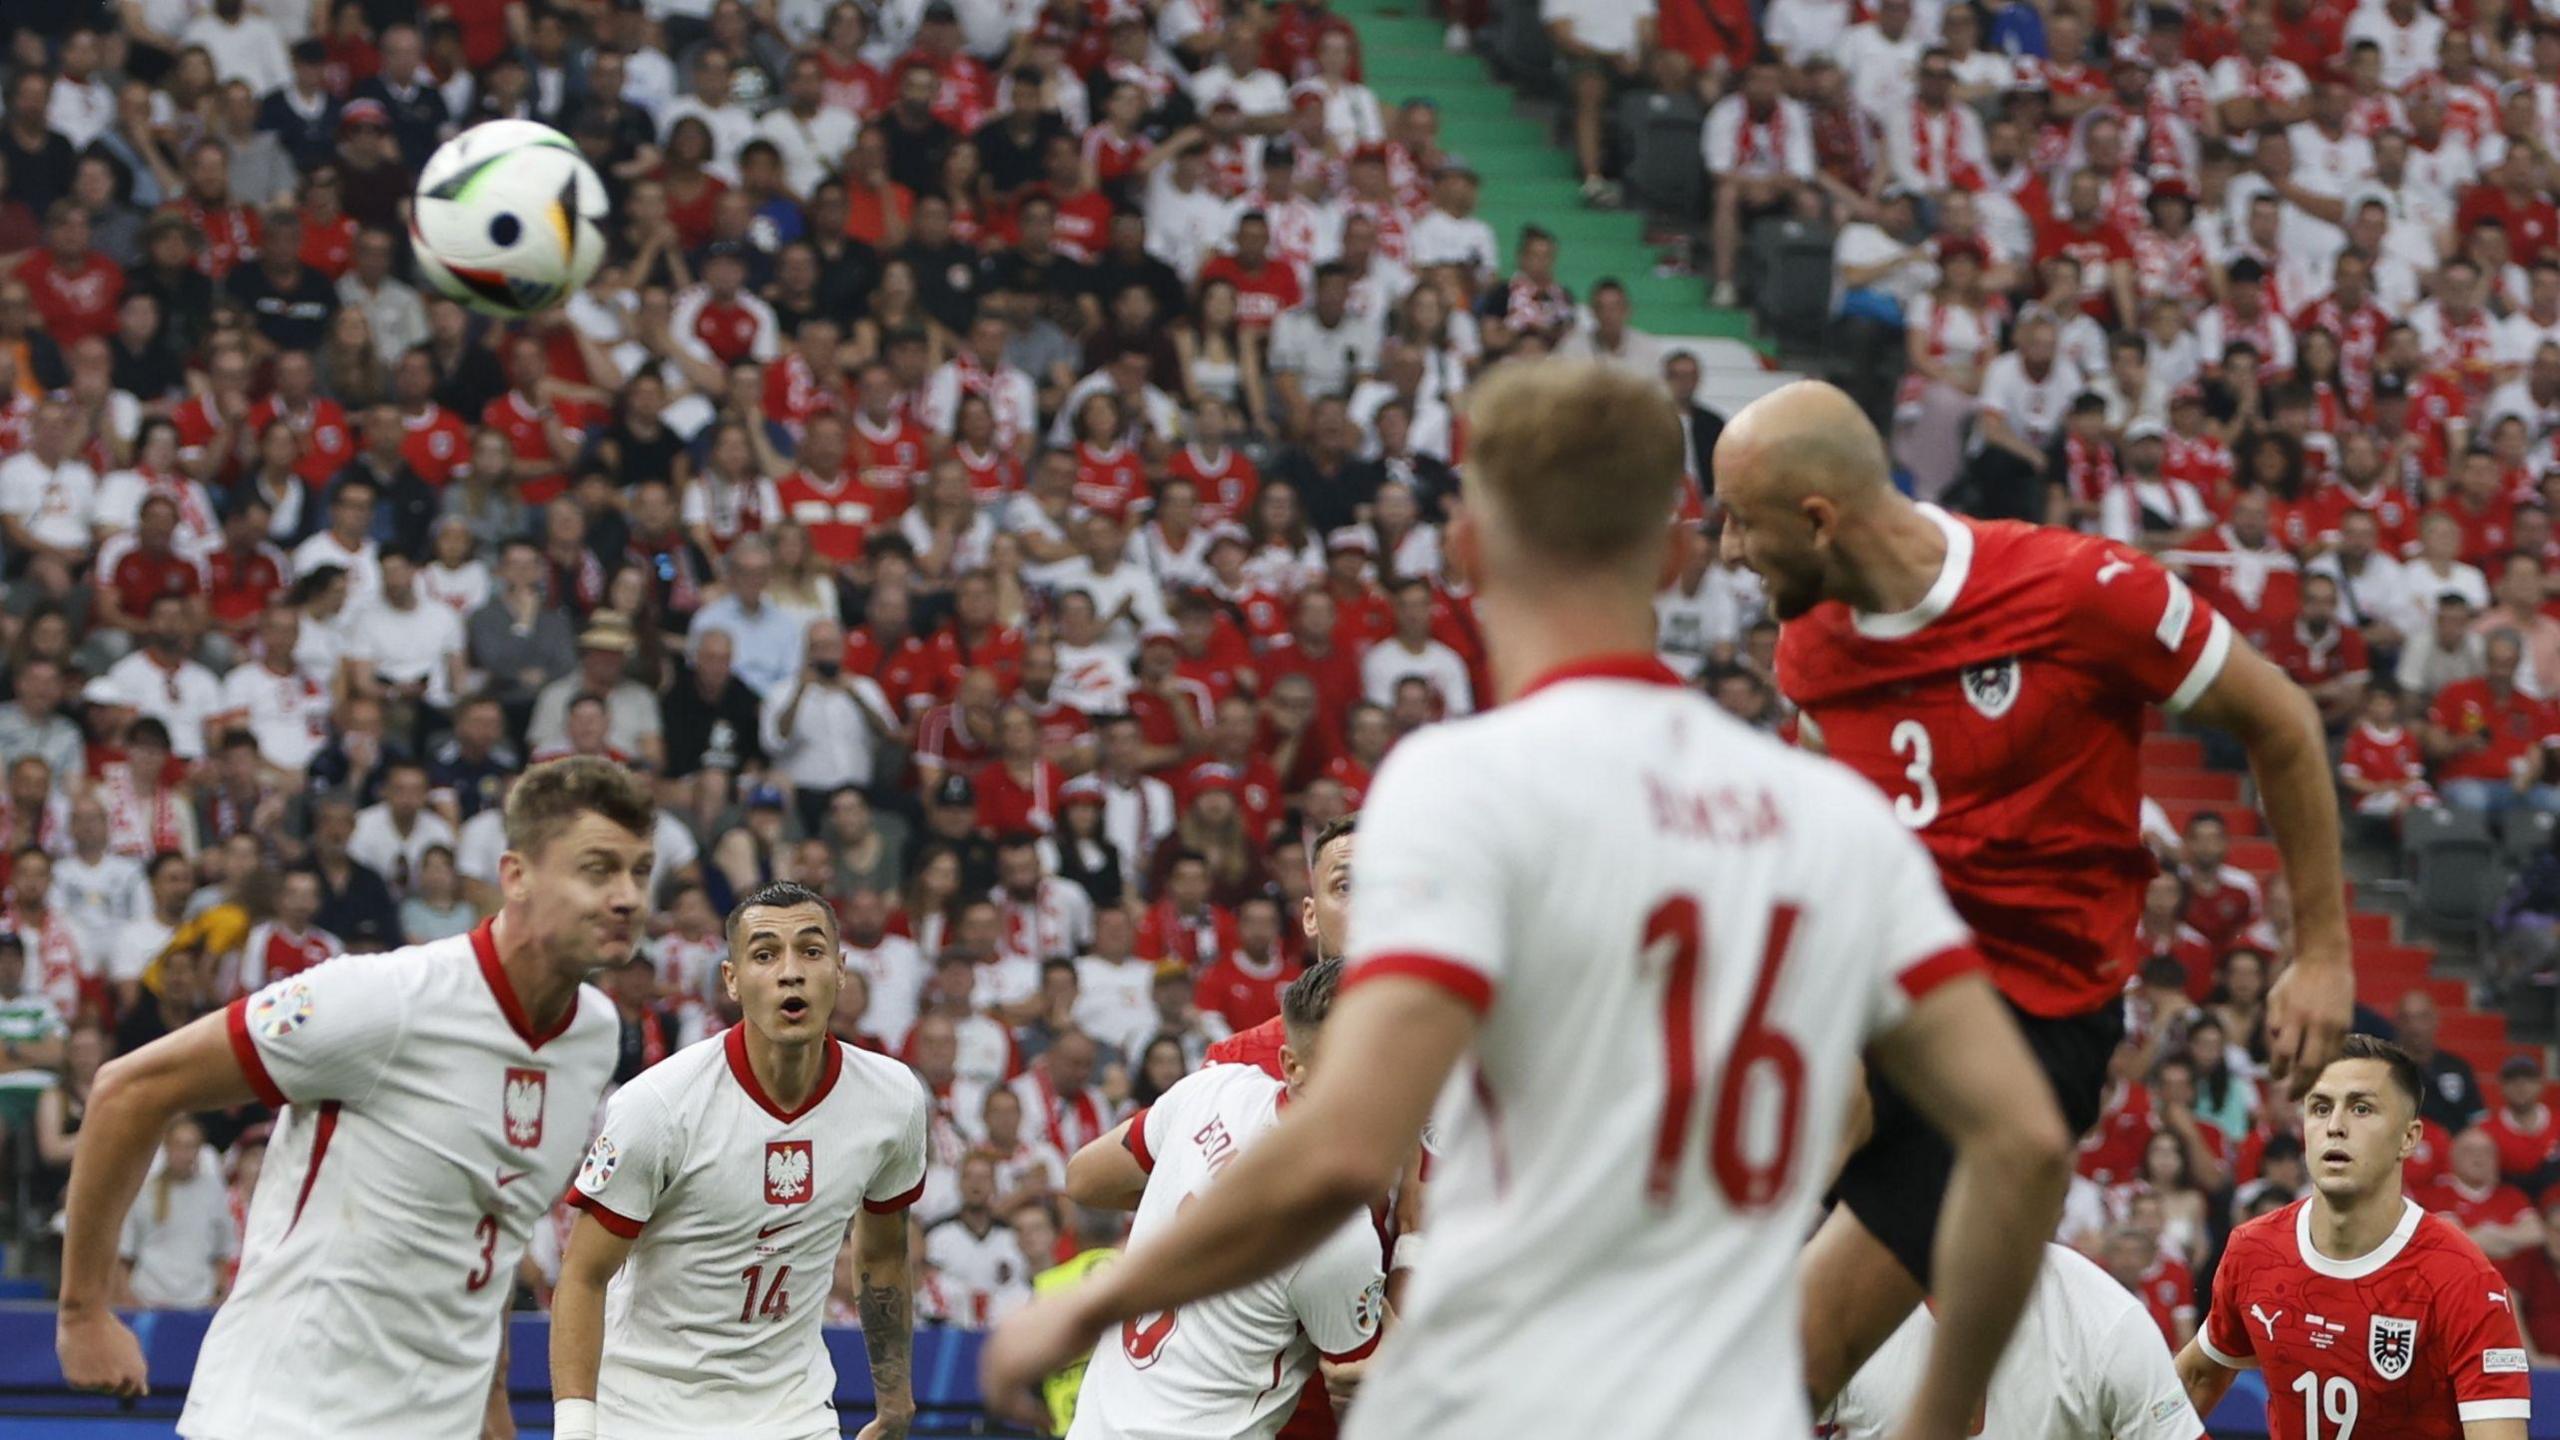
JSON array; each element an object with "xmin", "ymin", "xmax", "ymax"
[
  {"xmin": 1462, "ymin": 359, "xmax": 1685, "ymax": 566},
  {"xmin": 503, "ymin": 756, "xmax": 656, "ymax": 860}
]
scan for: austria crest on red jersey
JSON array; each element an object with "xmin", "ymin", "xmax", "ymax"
[
  {"xmin": 1959, "ymin": 657, "xmax": 2022, "ymax": 719},
  {"xmin": 2369, "ymin": 1314, "xmax": 2418, "ymax": 1381},
  {"xmin": 502, "ymin": 1067, "xmax": 547, "ymax": 1149},
  {"xmin": 765, "ymin": 1140, "xmax": 813, "ymax": 1206}
]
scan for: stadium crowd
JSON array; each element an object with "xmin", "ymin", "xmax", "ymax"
[{"xmin": 2, "ymin": 0, "xmax": 2560, "ymax": 1398}]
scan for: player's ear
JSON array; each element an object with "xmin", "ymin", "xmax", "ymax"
[
  {"xmin": 721, "ymin": 956, "xmax": 738, "ymax": 1004},
  {"xmin": 1300, "ymin": 893, "xmax": 1318, "ymax": 945},
  {"xmin": 1444, "ymin": 498, "xmax": 1479, "ymax": 580},
  {"xmin": 2401, "ymin": 1117, "xmax": 2421, "ymax": 1161},
  {"xmin": 495, "ymin": 848, "xmax": 528, "ymax": 905}
]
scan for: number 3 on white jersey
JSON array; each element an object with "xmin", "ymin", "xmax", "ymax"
[{"xmin": 1889, "ymin": 720, "xmax": 1939, "ymax": 829}]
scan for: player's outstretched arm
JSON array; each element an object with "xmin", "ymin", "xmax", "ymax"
[
  {"xmin": 1867, "ymin": 973, "xmax": 2074, "ymax": 1440},
  {"xmin": 2171, "ymin": 1340, "xmax": 2240, "ymax": 1419},
  {"xmin": 549, "ymin": 1212, "xmax": 636, "ymax": 1440},
  {"xmin": 57, "ymin": 1010, "xmax": 262, "ymax": 1398},
  {"xmin": 979, "ymin": 974, "xmax": 1475, "ymax": 1425},
  {"xmin": 2186, "ymin": 639, "xmax": 2353, "ymax": 1093},
  {"xmin": 851, "ymin": 1208, "xmax": 918, "ymax": 1440},
  {"xmin": 1064, "ymin": 1119, "xmax": 1148, "ymax": 1211}
]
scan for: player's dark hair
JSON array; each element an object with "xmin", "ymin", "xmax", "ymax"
[
  {"xmin": 726, "ymin": 879, "xmax": 838, "ymax": 942},
  {"xmin": 1282, "ymin": 956, "xmax": 1345, "ymax": 1048},
  {"xmin": 504, "ymin": 756, "xmax": 656, "ymax": 861},
  {"xmin": 1309, "ymin": 813, "xmax": 1358, "ymax": 871},
  {"xmin": 2332, "ymin": 1032, "xmax": 2426, "ymax": 1112}
]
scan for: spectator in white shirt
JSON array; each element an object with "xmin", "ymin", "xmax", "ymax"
[
  {"xmin": 1543, "ymin": 0, "xmax": 1656, "ymax": 203},
  {"xmin": 347, "ymin": 758, "xmax": 458, "ymax": 895},
  {"xmin": 1268, "ymin": 264, "xmax": 1384, "ymax": 430},
  {"xmin": 754, "ymin": 53, "xmax": 859, "ymax": 199},
  {"xmin": 659, "ymin": 47, "xmax": 759, "ymax": 182},
  {"xmin": 94, "ymin": 597, "xmax": 225, "ymax": 760},
  {"xmin": 1361, "ymin": 577, "xmax": 1474, "ymax": 716},
  {"xmin": 1408, "ymin": 164, "xmax": 1501, "ymax": 287},
  {"xmin": 1555, "ymin": 280, "xmax": 1665, "ymax": 374},
  {"xmin": 1049, "ymin": 513, "xmax": 1171, "ymax": 657},
  {"xmin": 1968, "ymin": 308, "xmax": 2088, "ymax": 523},
  {"xmin": 182, "ymin": 0, "xmax": 291, "ymax": 96},
  {"xmin": 292, "ymin": 476, "xmax": 385, "ymax": 609},
  {"xmin": 117, "ymin": 1117, "xmax": 236, "ymax": 1310},
  {"xmin": 348, "ymin": 549, "xmax": 466, "ymax": 718},
  {"xmin": 1144, "ymin": 143, "xmax": 1241, "ymax": 283},
  {"xmin": 47, "ymin": 30, "xmax": 116, "ymax": 150},
  {"xmin": 1839, "ymin": 0, "xmax": 1926, "ymax": 124},
  {"xmin": 0, "ymin": 398, "xmax": 101, "ymax": 585},
  {"xmin": 1701, "ymin": 60, "xmax": 1816, "ymax": 307},
  {"xmin": 762, "ymin": 617, "xmax": 901, "ymax": 817}
]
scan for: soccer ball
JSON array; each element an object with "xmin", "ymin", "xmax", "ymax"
[{"xmin": 410, "ymin": 120, "xmax": 608, "ymax": 318}]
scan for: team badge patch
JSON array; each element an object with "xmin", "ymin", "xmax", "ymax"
[
  {"xmin": 2369, "ymin": 1315, "xmax": 2418, "ymax": 1381},
  {"xmin": 251, "ymin": 981, "xmax": 315, "ymax": 1040},
  {"xmin": 502, "ymin": 1068, "xmax": 548, "ymax": 1149},
  {"xmin": 1959, "ymin": 657, "xmax": 2022, "ymax": 719},
  {"xmin": 765, "ymin": 1140, "xmax": 814, "ymax": 1206},
  {"xmin": 576, "ymin": 1134, "xmax": 619, "ymax": 1195}
]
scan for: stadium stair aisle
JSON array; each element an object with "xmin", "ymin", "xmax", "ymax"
[
  {"xmin": 2138, "ymin": 727, "xmax": 2542, "ymax": 1081},
  {"xmin": 1328, "ymin": 0, "xmax": 1759, "ymax": 344}
]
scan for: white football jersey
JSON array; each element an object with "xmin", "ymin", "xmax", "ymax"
[
  {"xmin": 1823, "ymin": 1245, "xmax": 2204, "ymax": 1440},
  {"xmin": 182, "ymin": 924, "xmax": 619, "ymax": 1440},
  {"xmin": 1070, "ymin": 1064, "xmax": 1386, "ymax": 1440},
  {"xmin": 571, "ymin": 1027, "xmax": 930, "ymax": 1440},
  {"xmin": 1337, "ymin": 658, "xmax": 1978, "ymax": 1439}
]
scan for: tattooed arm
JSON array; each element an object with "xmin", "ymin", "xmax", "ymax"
[{"xmin": 852, "ymin": 1208, "xmax": 917, "ymax": 1440}]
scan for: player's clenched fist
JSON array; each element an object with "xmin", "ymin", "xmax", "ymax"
[{"xmin": 57, "ymin": 1309, "xmax": 149, "ymax": 1398}]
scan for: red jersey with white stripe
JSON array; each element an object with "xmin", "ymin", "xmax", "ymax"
[
  {"xmin": 187, "ymin": 924, "xmax": 619, "ymax": 1440},
  {"xmin": 1170, "ymin": 444, "xmax": 1260, "ymax": 527},
  {"xmin": 852, "ymin": 412, "xmax": 930, "ymax": 518},
  {"xmin": 1777, "ymin": 505, "xmax": 2232, "ymax": 1018},
  {"xmin": 1073, "ymin": 1064, "xmax": 1383, "ymax": 1440},
  {"xmin": 569, "ymin": 1027, "xmax": 929, "ymax": 1439},
  {"xmin": 773, "ymin": 467, "xmax": 878, "ymax": 565},
  {"xmin": 235, "ymin": 920, "xmax": 344, "ymax": 994},
  {"xmin": 2198, "ymin": 1197, "xmax": 2532, "ymax": 1439},
  {"xmin": 1337, "ymin": 656, "xmax": 1980, "ymax": 1438},
  {"xmin": 400, "ymin": 405, "xmax": 471, "ymax": 487}
]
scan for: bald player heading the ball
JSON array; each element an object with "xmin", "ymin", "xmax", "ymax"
[
  {"xmin": 552, "ymin": 880, "xmax": 930, "ymax": 1440},
  {"xmin": 55, "ymin": 757, "xmax": 656, "ymax": 1439},
  {"xmin": 982, "ymin": 358, "xmax": 2072, "ymax": 1440},
  {"xmin": 1713, "ymin": 380, "xmax": 2356, "ymax": 1409}
]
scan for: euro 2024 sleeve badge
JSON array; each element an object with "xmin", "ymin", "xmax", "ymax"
[{"xmin": 250, "ymin": 981, "xmax": 315, "ymax": 1040}]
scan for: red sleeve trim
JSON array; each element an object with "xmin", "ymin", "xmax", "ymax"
[
  {"xmin": 1340, "ymin": 952, "xmax": 1496, "ymax": 1016},
  {"xmin": 568, "ymin": 1188, "xmax": 648, "ymax": 1238},
  {"xmin": 863, "ymin": 1176, "xmax": 928, "ymax": 1214},
  {"xmin": 1895, "ymin": 945, "xmax": 1986, "ymax": 1004},
  {"xmin": 1320, "ymin": 1328, "xmax": 1384, "ymax": 1365},
  {"xmin": 1124, "ymin": 1108, "xmax": 1155, "ymax": 1173},
  {"xmin": 224, "ymin": 998, "xmax": 289, "ymax": 1109}
]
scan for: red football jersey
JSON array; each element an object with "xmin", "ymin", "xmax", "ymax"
[
  {"xmin": 1193, "ymin": 950, "xmax": 1301, "ymax": 1034},
  {"xmin": 1073, "ymin": 441, "xmax": 1146, "ymax": 522},
  {"xmin": 2199, "ymin": 1197, "xmax": 2531, "ymax": 1439},
  {"xmin": 774, "ymin": 467, "xmax": 879, "ymax": 566},
  {"xmin": 399, "ymin": 405, "xmax": 471, "ymax": 487},
  {"xmin": 2133, "ymin": 1253, "xmax": 2197, "ymax": 1348},
  {"xmin": 246, "ymin": 396, "xmax": 355, "ymax": 487},
  {"xmin": 852, "ymin": 412, "xmax": 929, "ymax": 519},
  {"xmin": 1168, "ymin": 443, "xmax": 1260, "ymax": 527},
  {"xmin": 1776, "ymin": 508, "xmax": 2230, "ymax": 1017}
]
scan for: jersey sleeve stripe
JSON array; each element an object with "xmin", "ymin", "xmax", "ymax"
[
  {"xmin": 2193, "ymin": 1329, "xmax": 2253, "ymax": 1370},
  {"xmin": 1124, "ymin": 1107, "xmax": 1155, "ymax": 1173},
  {"xmin": 1895, "ymin": 945, "xmax": 1986, "ymax": 1003},
  {"xmin": 224, "ymin": 997, "xmax": 289, "ymax": 1109},
  {"xmin": 1341, "ymin": 952, "xmax": 1496, "ymax": 1015},
  {"xmin": 568, "ymin": 1188, "xmax": 648, "ymax": 1238},
  {"xmin": 863, "ymin": 1177, "xmax": 928, "ymax": 1214},
  {"xmin": 1319, "ymin": 1328, "xmax": 1384, "ymax": 1365},
  {"xmin": 2459, "ymin": 1399, "xmax": 2532, "ymax": 1421},
  {"xmin": 2165, "ymin": 610, "xmax": 2234, "ymax": 713}
]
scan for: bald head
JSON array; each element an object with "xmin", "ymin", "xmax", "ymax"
[
  {"xmin": 1714, "ymin": 381, "xmax": 1908, "ymax": 621},
  {"xmin": 1714, "ymin": 381, "xmax": 1894, "ymax": 512}
]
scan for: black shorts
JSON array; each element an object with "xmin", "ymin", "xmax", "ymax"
[{"xmin": 1832, "ymin": 998, "xmax": 2124, "ymax": 1287}]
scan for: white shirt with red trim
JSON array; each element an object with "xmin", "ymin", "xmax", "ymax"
[
  {"xmin": 188, "ymin": 922, "xmax": 618, "ymax": 1440},
  {"xmin": 1072, "ymin": 1063, "xmax": 1385, "ymax": 1440},
  {"xmin": 568, "ymin": 1025, "xmax": 929, "ymax": 1440},
  {"xmin": 1823, "ymin": 1244, "xmax": 2203, "ymax": 1439},
  {"xmin": 1335, "ymin": 655, "xmax": 1978, "ymax": 1439}
]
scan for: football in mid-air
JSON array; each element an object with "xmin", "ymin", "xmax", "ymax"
[{"xmin": 410, "ymin": 119, "xmax": 608, "ymax": 318}]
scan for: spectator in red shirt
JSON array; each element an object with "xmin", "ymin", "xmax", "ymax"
[
  {"xmin": 2178, "ymin": 812, "xmax": 2266, "ymax": 953},
  {"xmin": 17, "ymin": 201, "xmax": 122, "ymax": 347},
  {"xmin": 2459, "ymin": 146, "xmax": 2560, "ymax": 266},
  {"xmin": 2268, "ymin": 571, "xmax": 2373, "ymax": 729},
  {"xmin": 2426, "ymin": 629, "xmax": 2560, "ymax": 814},
  {"xmin": 2420, "ymin": 1126, "xmax": 2546, "ymax": 1283},
  {"xmin": 1191, "ymin": 894, "xmax": 1301, "ymax": 1033},
  {"xmin": 975, "ymin": 705, "xmax": 1064, "ymax": 835},
  {"xmin": 2036, "ymin": 168, "xmax": 2139, "ymax": 326},
  {"xmin": 1135, "ymin": 849, "xmax": 1238, "ymax": 968},
  {"xmin": 2102, "ymin": 1214, "xmax": 2196, "ymax": 1348},
  {"xmin": 91, "ymin": 494, "xmax": 206, "ymax": 645},
  {"xmin": 2486, "ymin": 1054, "xmax": 2560, "ymax": 1190},
  {"xmin": 1196, "ymin": 212, "xmax": 1304, "ymax": 331}
]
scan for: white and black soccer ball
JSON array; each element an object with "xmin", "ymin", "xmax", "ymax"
[{"xmin": 409, "ymin": 119, "xmax": 608, "ymax": 318}]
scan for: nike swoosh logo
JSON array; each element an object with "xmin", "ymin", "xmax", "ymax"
[
  {"xmin": 757, "ymin": 1219, "xmax": 801, "ymax": 1239},
  {"xmin": 495, "ymin": 1170, "xmax": 529, "ymax": 1188}
]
